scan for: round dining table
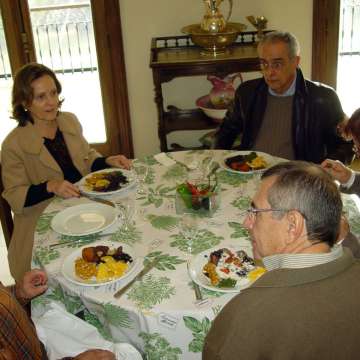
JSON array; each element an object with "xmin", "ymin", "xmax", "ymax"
[{"xmin": 31, "ymin": 150, "xmax": 360, "ymax": 360}]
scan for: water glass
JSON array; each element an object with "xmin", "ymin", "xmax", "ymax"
[
  {"xmin": 178, "ymin": 214, "xmax": 199, "ymax": 254},
  {"xmin": 199, "ymin": 155, "xmax": 214, "ymax": 178},
  {"xmin": 133, "ymin": 164, "xmax": 149, "ymax": 195},
  {"xmin": 184, "ymin": 153, "xmax": 200, "ymax": 171},
  {"xmin": 114, "ymin": 197, "xmax": 135, "ymax": 231}
]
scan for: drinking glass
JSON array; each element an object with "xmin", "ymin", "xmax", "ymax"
[
  {"xmin": 199, "ymin": 155, "xmax": 214, "ymax": 178},
  {"xmin": 178, "ymin": 214, "xmax": 199, "ymax": 254},
  {"xmin": 133, "ymin": 164, "xmax": 149, "ymax": 195},
  {"xmin": 113, "ymin": 197, "xmax": 135, "ymax": 231},
  {"xmin": 184, "ymin": 153, "xmax": 200, "ymax": 171}
]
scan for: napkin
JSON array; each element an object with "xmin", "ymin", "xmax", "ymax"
[
  {"xmin": 34, "ymin": 302, "xmax": 142, "ymax": 360},
  {"xmin": 154, "ymin": 152, "xmax": 176, "ymax": 166}
]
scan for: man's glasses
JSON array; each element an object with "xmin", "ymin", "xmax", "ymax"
[
  {"xmin": 259, "ymin": 60, "xmax": 285, "ymax": 72},
  {"xmin": 244, "ymin": 205, "xmax": 287, "ymax": 221},
  {"xmin": 244, "ymin": 204, "xmax": 307, "ymax": 221}
]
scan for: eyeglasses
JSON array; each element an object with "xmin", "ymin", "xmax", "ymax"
[
  {"xmin": 244, "ymin": 204, "xmax": 307, "ymax": 221},
  {"xmin": 244, "ymin": 205, "xmax": 287, "ymax": 221},
  {"xmin": 259, "ymin": 60, "xmax": 285, "ymax": 72}
]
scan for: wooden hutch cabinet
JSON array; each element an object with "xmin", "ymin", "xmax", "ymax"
[{"xmin": 149, "ymin": 32, "xmax": 265, "ymax": 152}]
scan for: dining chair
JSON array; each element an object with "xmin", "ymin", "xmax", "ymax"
[{"xmin": 0, "ymin": 162, "xmax": 13, "ymax": 248}]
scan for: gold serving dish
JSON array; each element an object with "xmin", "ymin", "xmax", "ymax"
[{"xmin": 182, "ymin": 22, "xmax": 246, "ymax": 55}]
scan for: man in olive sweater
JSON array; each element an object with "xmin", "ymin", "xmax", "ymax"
[
  {"xmin": 203, "ymin": 162, "xmax": 360, "ymax": 360},
  {"xmin": 214, "ymin": 31, "xmax": 353, "ymax": 164}
]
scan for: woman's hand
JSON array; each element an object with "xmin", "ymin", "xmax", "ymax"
[
  {"xmin": 321, "ymin": 159, "xmax": 352, "ymax": 184},
  {"xmin": 337, "ymin": 213, "xmax": 350, "ymax": 243},
  {"xmin": 105, "ymin": 154, "xmax": 132, "ymax": 170},
  {"xmin": 337, "ymin": 117, "xmax": 350, "ymax": 140},
  {"xmin": 17, "ymin": 269, "xmax": 48, "ymax": 300},
  {"xmin": 73, "ymin": 349, "xmax": 116, "ymax": 360},
  {"xmin": 47, "ymin": 179, "xmax": 80, "ymax": 198}
]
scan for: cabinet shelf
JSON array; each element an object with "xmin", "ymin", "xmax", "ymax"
[
  {"xmin": 164, "ymin": 106, "xmax": 217, "ymax": 133},
  {"xmin": 150, "ymin": 32, "xmax": 268, "ymax": 151}
]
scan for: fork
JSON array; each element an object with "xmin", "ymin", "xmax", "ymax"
[{"xmin": 187, "ymin": 262, "xmax": 203, "ymax": 301}]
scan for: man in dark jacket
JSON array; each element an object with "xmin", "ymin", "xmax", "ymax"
[{"xmin": 214, "ymin": 31, "xmax": 352, "ymax": 164}]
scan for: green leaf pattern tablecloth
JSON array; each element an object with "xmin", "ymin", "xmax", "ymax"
[{"xmin": 32, "ymin": 150, "xmax": 360, "ymax": 359}]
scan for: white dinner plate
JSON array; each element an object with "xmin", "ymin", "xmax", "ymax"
[
  {"xmin": 188, "ymin": 247, "xmax": 261, "ymax": 293},
  {"xmin": 221, "ymin": 151, "xmax": 274, "ymax": 174},
  {"xmin": 51, "ymin": 203, "xmax": 118, "ymax": 236},
  {"xmin": 78, "ymin": 168, "xmax": 135, "ymax": 196},
  {"xmin": 61, "ymin": 241, "xmax": 138, "ymax": 286}
]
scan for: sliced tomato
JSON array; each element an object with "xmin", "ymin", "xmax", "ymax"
[
  {"xmin": 230, "ymin": 162, "xmax": 250, "ymax": 172},
  {"xmin": 186, "ymin": 181, "xmax": 200, "ymax": 195},
  {"xmin": 237, "ymin": 163, "xmax": 251, "ymax": 172},
  {"xmin": 220, "ymin": 268, "xmax": 230, "ymax": 274},
  {"xmin": 199, "ymin": 187, "xmax": 210, "ymax": 195}
]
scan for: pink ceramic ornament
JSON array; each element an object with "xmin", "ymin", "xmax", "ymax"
[{"xmin": 207, "ymin": 72, "xmax": 242, "ymax": 108}]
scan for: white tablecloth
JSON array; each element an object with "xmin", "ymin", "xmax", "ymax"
[{"xmin": 32, "ymin": 150, "xmax": 360, "ymax": 359}]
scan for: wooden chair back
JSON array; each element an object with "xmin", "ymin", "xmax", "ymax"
[{"xmin": 0, "ymin": 162, "xmax": 13, "ymax": 248}]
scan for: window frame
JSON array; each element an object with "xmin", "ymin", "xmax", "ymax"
[
  {"xmin": 0, "ymin": 0, "xmax": 133, "ymax": 157},
  {"xmin": 312, "ymin": 0, "xmax": 341, "ymax": 88}
]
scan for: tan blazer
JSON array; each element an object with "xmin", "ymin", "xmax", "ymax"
[{"xmin": 1, "ymin": 112, "xmax": 101, "ymax": 281}]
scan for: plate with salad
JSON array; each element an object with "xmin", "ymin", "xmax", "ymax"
[{"xmin": 188, "ymin": 247, "xmax": 266, "ymax": 293}]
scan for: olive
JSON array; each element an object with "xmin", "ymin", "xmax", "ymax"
[
  {"xmin": 191, "ymin": 197, "xmax": 201, "ymax": 210},
  {"xmin": 201, "ymin": 197, "xmax": 210, "ymax": 210}
]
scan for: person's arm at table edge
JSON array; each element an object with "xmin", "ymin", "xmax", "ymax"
[
  {"xmin": 324, "ymin": 90, "xmax": 354, "ymax": 165},
  {"xmin": 0, "ymin": 283, "xmax": 46, "ymax": 359}
]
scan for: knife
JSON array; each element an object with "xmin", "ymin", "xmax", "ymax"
[
  {"xmin": 113, "ymin": 258, "xmax": 159, "ymax": 299},
  {"xmin": 80, "ymin": 193, "xmax": 116, "ymax": 208},
  {"xmin": 49, "ymin": 232, "xmax": 112, "ymax": 248}
]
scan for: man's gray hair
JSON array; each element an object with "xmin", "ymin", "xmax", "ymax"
[
  {"xmin": 261, "ymin": 161, "xmax": 342, "ymax": 246},
  {"xmin": 258, "ymin": 31, "xmax": 300, "ymax": 59}
]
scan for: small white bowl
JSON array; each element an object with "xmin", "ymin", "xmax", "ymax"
[{"xmin": 196, "ymin": 95, "xmax": 228, "ymax": 123}]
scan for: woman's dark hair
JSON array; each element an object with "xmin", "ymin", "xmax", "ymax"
[
  {"xmin": 12, "ymin": 62, "xmax": 63, "ymax": 126},
  {"xmin": 344, "ymin": 108, "xmax": 360, "ymax": 142}
]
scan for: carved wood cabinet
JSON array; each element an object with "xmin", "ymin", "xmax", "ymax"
[{"xmin": 150, "ymin": 32, "xmax": 264, "ymax": 152}]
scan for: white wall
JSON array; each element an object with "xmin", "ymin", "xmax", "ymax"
[{"xmin": 119, "ymin": 0, "xmax": 313, "ymax": 157}]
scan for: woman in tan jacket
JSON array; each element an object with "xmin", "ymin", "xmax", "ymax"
[{"xmin": 1, "ymin": 63, "xmax": 131, "ymax": 281}]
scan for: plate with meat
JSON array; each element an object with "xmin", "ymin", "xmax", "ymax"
[
  {"xmin": 221, "ymin": 151, "xmax": 273, "ymax": 174},
  {"xmin": 188, "ymin": 247, "xmax": 266, "ymax": 293},
  {"xmin": 61, "ymin": 241, "xmax": 140, "ymax": 286},
  {"xmin": 78, "ymin": 168, "xmax": 135, "ymax": 196}
]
